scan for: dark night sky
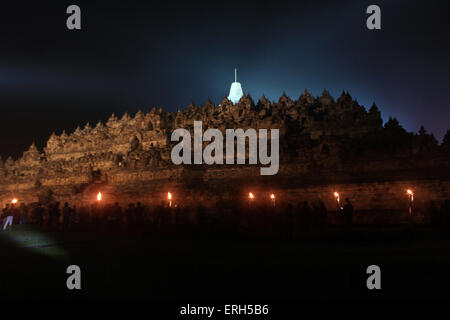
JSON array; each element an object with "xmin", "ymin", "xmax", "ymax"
[{"xmin": 0, "ymin": 0, "xmax": 449, "ymax": 159}]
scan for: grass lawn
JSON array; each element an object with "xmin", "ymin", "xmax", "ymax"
[{"xmin": 1, "ymin": 225, "xmax": 450, "ymax": 300}]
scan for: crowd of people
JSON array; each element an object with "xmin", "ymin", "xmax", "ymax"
[
  {"xmin": 0, "ymin": 199, "xmax": 346, "ymax": 235},
  {"xmin": 1, "ymin": 198, "xmax": 450, "ymax": 236}
]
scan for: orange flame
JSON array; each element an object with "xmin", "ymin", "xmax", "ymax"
[
  {"xmin": 97, "ymin": 192, "xmax": 102, "ymax": 201},
  {"xmin": 168, "ymin": 192, "xmax": 172, "ymax": 200},
  {"xmin": 249, "ymin": 192, "xmax": 254, "ymax": 199},
  {"xmin": 270, "ymin": 193, "xmax": 275, "ymax": 199},
  {"xmin": 11, "ymin": 198, "xmax": 18, "ymax": 204},
  {"xmin": 406, "ymin": 189, "xmax": 414, "ymax": 202},
  {"xmin": 334, "ymin": 192, "xmax": 340, "ymax": 205}
]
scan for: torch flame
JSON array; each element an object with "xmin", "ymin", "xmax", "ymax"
[
  {"xmin": 97, "ymin": 192, "xmax": 102, "ymax": 201},
  {"xmin": 11, "ymin": 198, "xmax": 18, "ymax": 204},
  {"xmin": 249, "ymin": 192, "xmax": 254, "ymax": 199},
  {"xmin": 270, "ymin": 193, "xmax": 275, "ymax": 199},
  {"xmin": 406, "ymin": 189, "xmax": 414, "ymax": 202},
  {"xmin": 334, "ymin": 192, "xmax": 340, "ymax": 206},
  {"xmin": 168, "ymin": 192, "xmax": 172, "ymax": 200}
]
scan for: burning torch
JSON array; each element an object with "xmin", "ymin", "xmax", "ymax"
[
  {"xmin": 248, "ymin": 192, "xmax": 255, "ymax": 207},
  {"xmin": 97, "ymin": 192, "xmax": 102, "ymax": 202},
  {"xmin": 334, "ymin": 192, "xmax": 341, "ymax": 212},
  {"xmin": 270, "ymin": 193, "xmax": 276, "ymax": 207},
  {"xmin": 406, "ymin": 189, "xmax": 414, "ymax": 215},
  {"xmin": 168, "ymin": 192, "xmax": 173, "ymax": 208}
]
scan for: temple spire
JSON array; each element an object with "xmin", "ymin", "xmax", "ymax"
[{"xmin": 235, "ymin": 68, "xmax": 237, "ymax": 82}]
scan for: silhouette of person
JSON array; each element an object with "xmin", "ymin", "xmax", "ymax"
[
  {"xmin": 1, "ymin": 204, "xmax": 10, "ymax": 226},
  {"xmin": 71, "ymin": 205, "xmax": 79, "ymax": 229},
  {"xmin": 3, "ymin": 203, "xmax": 14, "ymax": 230},
  {"xmin": 285, "ymin": 203, "xmax": 294, "ymax": 239},
  {"xmin": 300, "ymin": 200, "xmax": 312, "ymax": 233},
  {"xmin": 343, "ymin": 198, "xmax": 354, "ymax": 229},
  {"xmin": 111, "ymin": 202, "xmax": 122, "ymax": 228},
  {"xmin": 125, "ymin": 203, "xmax": 135, "ymax": 227},
  {"xmin": 135, "ymin": 202, "xmax": 144, "ymax": 226},
  {"xmin": 62, "ymin": 202, "xmax": 71, "ymax": 230},
  {"xmin": 19, "ymin": 203, "xmax": 28, "ymax": 224},
  {"xmin": 33, "ymin": 203, "xmax": 44, "ymax": 226},
  {"xmin": 317, "ymin": 200, "xmax": 327, "ymax": 229},
  {"xmin": 52, "ymin": 202, "xmax": 61, "ymax": 229}
]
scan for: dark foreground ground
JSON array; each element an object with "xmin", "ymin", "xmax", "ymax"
[{"xmin": 1, "ymin": 224, "xmax": 450, "ymax": 300}]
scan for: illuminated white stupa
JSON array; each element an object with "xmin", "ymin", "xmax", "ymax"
[{"xmin": 228, "ymin": 68, "xmax": 243, "ymax": 104}]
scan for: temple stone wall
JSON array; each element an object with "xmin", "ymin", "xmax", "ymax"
[
  {"xmin": 2, "ymin": 168, "xmax": 448, "ymax": 214},
  {"xmin": 1, "ymin": 91, "xmax": 450, "ymax": 210}
]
